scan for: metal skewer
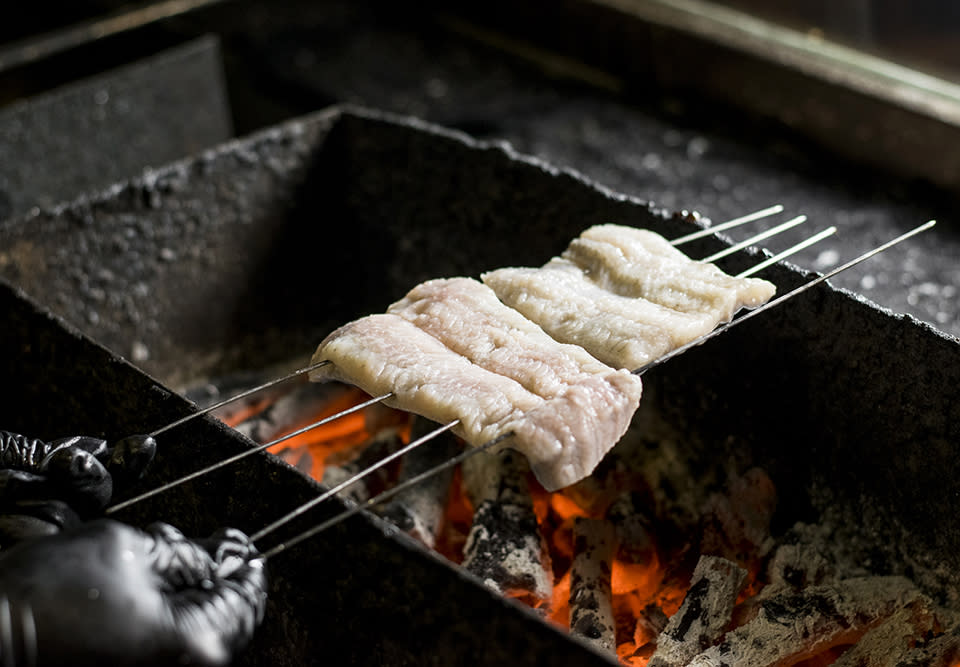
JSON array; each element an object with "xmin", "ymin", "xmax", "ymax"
[
  {"xmin": 149, "ymin": 359, "xmax": 331, "ymax": 437},
  {"xmin": 737, "ymin": 226, "xmax": 837, "ymax": 278},
  {"xmin": 106, "ymin": 391, "xmax": 393, "ymax": 513},
  {"xmin": 258, "ymin": 430, "xmax": 514, "ymax": 559},
  {"xmin": 106, "ymin": 212, "xmax": 823, "ymax": 512},
  {"xmin": 249, "ymin": 419, "xmax": 461, "ymax": 543},
  {"xmin": 701, "ymin": 215, "xmax": 807, "ymax": 263},
  {"xmin": 671, "ymin": 204, "xmax": 784, "ymax": 246},
  {"xmin": 635, "ymin": 220, "xmax": 936, "ymax": 376},
  {"xmin": 105, "ymin": 359, "xmax": 334, "ymax": 511}
]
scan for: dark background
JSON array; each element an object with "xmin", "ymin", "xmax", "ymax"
[{"xmin": 2, "ymin": 0, "xmax": 958, "ymax": 338}]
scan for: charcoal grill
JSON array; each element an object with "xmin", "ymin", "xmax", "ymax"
[{"xmin": 0, "ymin": 106, "xmax": 958, "ymax": 664}]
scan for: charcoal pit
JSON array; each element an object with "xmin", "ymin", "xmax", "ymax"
[{"xmin": 0, "ymin": 106, "xmax": 958, "ymax": 664}]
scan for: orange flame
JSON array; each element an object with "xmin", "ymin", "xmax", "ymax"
[
  {"xmin": 434, "ymin": 467, "xmax": 474, "ymax": 564},
  {"xmin": 548, "ymin": 570, "xmax": 572, "ymax": 627},
  {"xmin": 219, "ymin": 396, "xmax": 276, "ymax": 428},
  {"xmin": 267, "ymin": 388, "xmax": 373, "ymax": 480},
  {"xmin": 616, "ymin": 642, "xmax": 652, "ymax": 667}
]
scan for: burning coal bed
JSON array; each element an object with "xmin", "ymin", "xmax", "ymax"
[{"xmin": 187, "ymin": 370, "xmax": 960, "ymax": 667}]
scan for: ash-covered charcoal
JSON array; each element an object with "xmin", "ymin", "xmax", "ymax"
[
  {"xmin": 461, "ymin": 449, "xmax": 553, "ymax": 604},
  {"xmin": 764, "ymin": 534, "xmax": 835, "ymax": 591},
  {"xmin": 462, "ymin": 447, "xmax": 535, "ymax": 512},
  {"xmin": 687, "ymin": 576, "xmax": 922, "ymax": 667},
  {"xmin": 632, "ymin": 605, "xmax": 670, "ymax": 659},
  {"xmin": 605, "ymin": 490, "xmax": 688, "ymax": 655},
  {"xmin": 894, "ymin": 620, "xmax": 960, "ymax": 666},
  {"xmin": 376, "ymin": 417, "xmax": 461, "ymax": 548},
  {"xmin": 648, "ymin": 555, "xmax": 746, "ymax": 667},
  {"xmin": 569, "ymin": 517, "xmax": 617, "ymax": 655},
  {"xmin": 698, "ymin": 467, "xmax": 777, "ymax": 572},
  {"xmin": 608, "ymin": 491, "xmax": 657, "ymax": 566},
  {"xmin": 832, "ymin": 597, "xmax": 939, "ymax": 667},
  {"xmin": 604, "ymin": 490, "xmax": 668, "ymax": 652},
  {"xmin": 727, "ymin": 526, "xmax": 839, "ymax": 629},
  {"xmin": 321, "ymin": 430, "xmax": 405, "ymax": 504}
]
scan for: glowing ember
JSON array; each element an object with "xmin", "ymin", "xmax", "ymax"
[
  {"xmin": 534, "ymin": 488, "xmax": 692, "ymax": 662},
  {"xmin": 433, "ymin": 467, "xmax": 473, "ymax": 564},
  {"xmin": 261, "ymin": 388, "xmax": 375, "ymax": 480},
  {"xmin": 225, "ymin": 385, "xmax": 953, "ymax": 666},
  {"xmin": 220, "ymin": 396, "xmax": 276, "ymax": 427}
]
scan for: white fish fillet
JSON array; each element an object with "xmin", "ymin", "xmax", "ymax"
[
  {"xmin": 565, "ymin": 224, "xmax": 775, "ymax": 317},
  {"xmin": 388, "ymin": 278, "xmax": 637, "ymax": 398},
  {"xmin": 310, "ymin": 225, "xmax": 775, "ymax": 489},
  {"xmin": 482, "ymin": 259, "xmax": 711, "ymax": 369},
  {"xmin": 311, "ymin": 282, "xmax": 643, "ymax": 490},
  {"xmin": 388, "ymin": 278, "xmax": 642, "ymax": 488},
  {"xmin": 310, "ymin": 314, "xmax": 540, "ymax": 446},
  {"xmin": 483, "ymin": 225, "xmax": 776, "ymax": 369}
]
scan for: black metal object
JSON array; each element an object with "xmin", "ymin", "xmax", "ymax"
[
  {"xmin": 0, "ymin": 107, "xmax": 957, "ymax": 661},
  {"xmin": 0, "ymin": 36, "xmax": 231, "ymax": 221}
]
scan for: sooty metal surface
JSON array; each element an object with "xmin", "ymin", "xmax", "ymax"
[
  {"xmin": 0, "ymin": 107, "xmax": 958, "ymax": 660},
  {"xmin": 0, "ymin": 35, "xmax": 231, "ymax": 222}
]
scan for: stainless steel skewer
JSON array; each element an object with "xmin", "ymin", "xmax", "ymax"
[
  {"xmin": 248, "ymin": 419, "xmax": 461, "ymax": 543},
  {"xmin": 105, "ymin": 391, "xmax": 394, "ymax": 513},
  {"xmin": 737, "ymin": 226, "xmax": 837, "ymax": 278},
  {"xmin": 701, "ymin": 215, "xmax": 807, "ymax": 263},
  {"xmin": 150, "ymin": 359, "xmax": 331, "ymax": 438},
  {"xmin": 258, "ymin": 430, "xmax": 514, "ymax": 559},
  {"xmin": 105, "ymin": 213, "xmax": 827, "ymax": 512},
  {"xmin": 670, "ymin": 204, "xmax": 784, "ymax": 246},
  {"xmin": 252, "ymin": 220, "xmax": 934, "ymax": 557}
]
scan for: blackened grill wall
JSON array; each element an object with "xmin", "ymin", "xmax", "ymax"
[{"xmin": 0, "ymin": 109, "xmax": 958, "ymax": 666}]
